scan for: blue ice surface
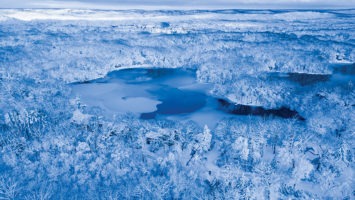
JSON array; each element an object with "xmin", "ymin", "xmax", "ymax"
[
  {"xmin": 72, "ymin": 67, "xmax": 307, "ymax": 124},
  {"xmin": 140, "ymin": 87, "xmax": 207, "ymax": 119},
  {"xmin": 72, "ymin": 68, "xmax": 211, "ymax": 121}
]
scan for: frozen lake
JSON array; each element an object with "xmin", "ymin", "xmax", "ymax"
[
  {"xmin": 71, "ymin": 67, "xmax": 310, "ymax": 127},
  {"xmin": 71, "ymin": 68, "xmax": 220, "ymax": 126}
]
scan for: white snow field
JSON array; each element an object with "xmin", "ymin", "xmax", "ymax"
[{"xmin": 0, "ymin": 9, "xmax": 354, "ymax": 199}]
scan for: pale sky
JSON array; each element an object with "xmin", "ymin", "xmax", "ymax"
[{"xmin": 0, "ymin": 0, "xmax": 354, "ymax": 9}]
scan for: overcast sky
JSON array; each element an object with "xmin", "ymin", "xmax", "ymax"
[{"xmin": 0, "ymin": 0, "xmax": 354, "ymax": 9}]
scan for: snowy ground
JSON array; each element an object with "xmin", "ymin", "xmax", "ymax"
[{"xmin": 0, "ymin": 9, "xmax": 354, "ymax": 199}]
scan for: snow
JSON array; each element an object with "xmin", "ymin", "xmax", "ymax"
[
  {"xmin": 0, "ymin": 9, "xmax": 337, "ymax": 22},
  {"xmin": 71, "ymin": 109, "xmax": 91, "ymax": 124},
  {"xmin": 232, "ymin": 136, "xmax": 249, "ymax": 160},
  {"xmin": 72, "ymin": 82, "xmax": 161, "ymax": 116},
  {"xmin": 0, "ymin": 8, "xmax": 354, "ymax": 199}
]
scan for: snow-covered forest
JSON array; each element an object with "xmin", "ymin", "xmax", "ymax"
[{"xmin": 0, "ymin": 9, "xmax": 354, "ymax": 199}]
